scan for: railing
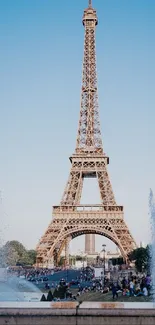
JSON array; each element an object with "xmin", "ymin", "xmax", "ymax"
[{"xmin": 53, "ymin": 205, "xmax": 123, "ymax": 213}]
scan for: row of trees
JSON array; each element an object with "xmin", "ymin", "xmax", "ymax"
[
  {"xmin": 0, "ymin": 241, "xmax": 36, "ymax": 267},
  {"xmin": 41, "ymin": 284, "xmax": 68, "ymax": 301},
  {"xmin": 108, "ymin": 247, "xmax": 150, "ymax": 272},
  {"xmin": 0, "ymin": 240, "xmax": 151, "ymax": 272},
  {"xmin": 110, "ymin": 257, "xmax": 124, "ymax": 266},
  {"xmin": 58, "ymin": 249, "xmax": 150, "ymax": 272},
  {"xmin": 97, "ymin": 247, "xmax": 150, "ymax": 272}
]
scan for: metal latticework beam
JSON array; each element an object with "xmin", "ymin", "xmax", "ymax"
[
  {"xmin": 61, "ymin": 157, "xmax": 116, "ymax": 206},
  {"xmin": 36, "ymin": 2, "xmax": 137, "ymax": 267}
]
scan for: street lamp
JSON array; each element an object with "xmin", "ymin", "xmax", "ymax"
[
  {"xmin": 79, "ymin": 251, "xmax": 86, "ymax": 270},
  {"xmin": 82, "ymin": 253, "xmax": 87, "ymax": 269},
  {"xmin": 102, "ymin": 244, "xmax": 106, "ymax": 288},
  {"xmin": 66, "ymin": 267, "xmax": 68, "ymax": 283}
]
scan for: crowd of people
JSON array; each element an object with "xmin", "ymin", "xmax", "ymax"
[
  {"xmin": 111, "ymin": 272, "xmax": 151, "ymax": 299},
  {"xmin": 7, "ymin": 266, "xmax": 61, "ymax": 280},
  {"xmin": 7, "ymin": 265, "xmax": 152, "ymax": 301},
  {"xmin": 75, "ymin": 268, "xmax": 94, "ymax": 283},
  {"xmin": 73, "ymin": 270, "xmax": 152, "ymax": 301}
]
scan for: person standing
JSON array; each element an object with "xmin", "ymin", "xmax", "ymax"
[
  {"xmin": 129, "ymin": 280, "xmax": 134, "ymax": 296},
  {"xmin": 112, "ymin": 283, "xmax": 118, "ymax": 300}
]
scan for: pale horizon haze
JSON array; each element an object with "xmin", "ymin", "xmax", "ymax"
[{"xmin": 0, "ymin": 0, "xmax": 155, "ymax": 254}]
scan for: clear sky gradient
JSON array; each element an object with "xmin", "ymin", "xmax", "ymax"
[{"xmin": 0, "ymin": 0, "xmax": 155, "ymax": 253}]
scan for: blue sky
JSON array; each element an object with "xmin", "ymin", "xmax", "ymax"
[{"xmin": 0, "ymin": 0, "xmax": 155, "ymax": 254}]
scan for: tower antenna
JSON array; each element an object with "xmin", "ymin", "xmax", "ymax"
[{"xmin": 89, "ymin": 0, "xmax": 92, "ymax": 7}]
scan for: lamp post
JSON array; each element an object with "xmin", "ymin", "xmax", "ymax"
[
  {"xmin": 82, "ymin": 253, "xmax": 87, "ymax": 269},
  {"xmin": 66, "ymin": 267, "xmax": 68, "ymax": 283},
  {"xmin": 79, "ymin": 251, "xmax": 85, "ymax": 271},
  {"xmin": 102, "ymin": 244, "xmax": 106, "ymax": 288}
]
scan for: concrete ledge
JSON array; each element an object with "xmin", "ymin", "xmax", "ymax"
[
  {"xmin": 0, "ymin": 301, "xmax": 154, "ymax": 309},
  {"xmin": 79, "ymin": 301, "xmax": 155, "ymax": 309},
  {"xmin": 78, "ymin": 307, "xmax": 155, "ymax": 316},
  {"xmin": 0, "ymin": 301, "xmax": 79, "ymax": 309},
  {"xmin": 0, "ymin": 302, "xmax": 155, "ymax": 325},
  {"xmin": 0, "ymin": 308, "xmax": 77, "ymax": 316}
]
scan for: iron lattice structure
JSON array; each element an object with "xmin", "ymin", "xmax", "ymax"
[{"xmin": 36, "ymin": 0, "xmax": 136, "ymax": 267}]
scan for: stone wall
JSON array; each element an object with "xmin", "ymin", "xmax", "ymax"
[{"xmin": 0, "ymin": 301, "xmax": 155, "ymax": 325}]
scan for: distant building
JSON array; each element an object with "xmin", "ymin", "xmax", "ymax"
[{"xmin": 100, "ymin": 250, "xmax": 120, "ymax": 260}]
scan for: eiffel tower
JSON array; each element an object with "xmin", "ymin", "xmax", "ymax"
[{"xmin": 36, "ymin": 0, "xmax": 137, "ymax": 267}]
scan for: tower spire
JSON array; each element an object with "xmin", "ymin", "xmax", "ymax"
[{"xmin": 76, "ymin": 0, "xmax": 101, "ymax": 154}]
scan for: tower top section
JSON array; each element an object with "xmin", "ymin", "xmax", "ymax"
[
  {"xmin": 83, "ymin": 0, "xmax": 98, "ymax": 26},
  {"xmin": 75, "ymin": 0, "xmax": 102, "ymax": 155}
]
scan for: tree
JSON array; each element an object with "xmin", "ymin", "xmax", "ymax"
[
  {"xmin": 0, "ymin": 241, "xmax": 37, "ymax": 266},
  {"xmin": 0, "ymin": 245, "xmax": 19, "ymax": 267},
  {"xmin": 129, "ymin": 247, "xmax": 149, "ymax": 272},
  {"xmin": 47, "ymin": 290, "xmax": 53, "ymax": 301},
  {"xmin": 111, "ymin": 258, "xmax": 117, "ymax": 266},
  {"xmin": 69, "ymin": 255, "xmax": 76, "ymax": 266},
  {"xmin": 40, "ymin": 294, "xmax": 47, "ymax": 302},
  {"xmin": 110, "ymin": 257, "xmax": 124, "ymax": 266},
  {"xmin": 58, "ymin": 256, "xmax": 65, "ymax": 267},
  {"xmin": 27, "ymin": 250, "xmax": 37, "ymax": 265},
  {"xmin": 5, "ymin": 241, "xmax": 26, "ymax": 255},
  {"xmin": 76, "ymin": 255, "xmax": 83, "ymax": 261},
  {"xmin": 96, "ymin": 255, "xmax": 100, "ymax": 263}
]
